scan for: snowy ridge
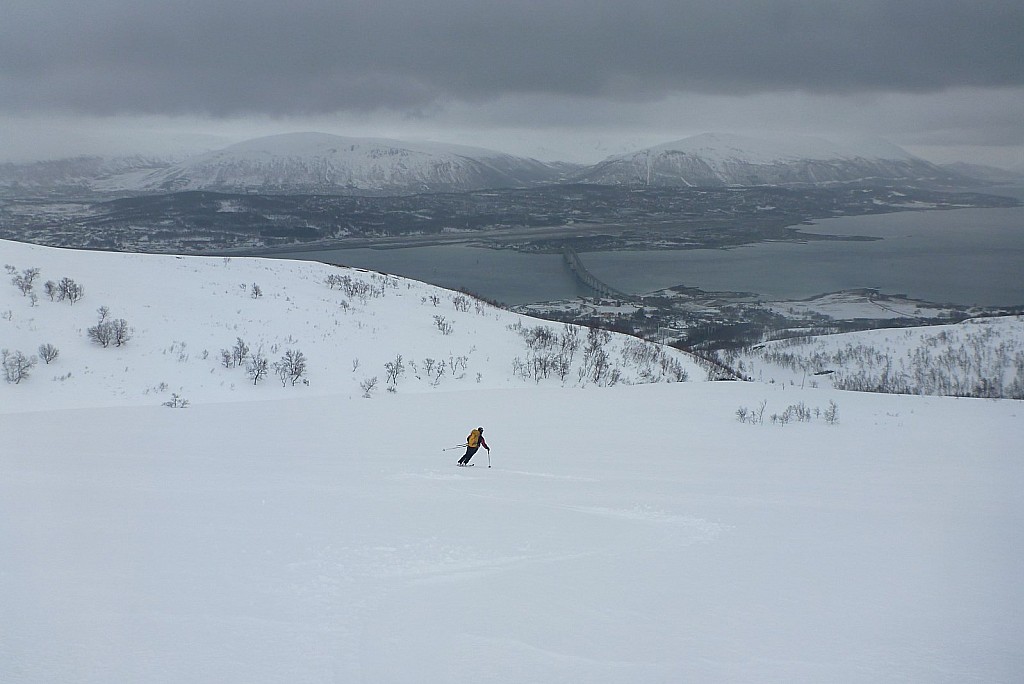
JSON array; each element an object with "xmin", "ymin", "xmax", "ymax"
[{"xmin": 0, "ymin": 239, "xmax": 705, "ymax": 412}]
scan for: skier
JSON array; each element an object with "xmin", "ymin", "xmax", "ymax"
[{"xmin": 457, "ymin": 427, "xmax": 489, "ymax": 466}]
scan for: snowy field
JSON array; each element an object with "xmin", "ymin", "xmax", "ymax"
[
  {"xmin": 762, "ymin": 290, "xmax": 957, "ymax": 321},
  {"xmin": 3, "ymin": 240, "xmax": 1023, "ymax": 682}
]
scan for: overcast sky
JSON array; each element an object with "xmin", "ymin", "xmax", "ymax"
[{"xmin": 2, "ymin": 0, "xmax": 1022, "ymax": 166}]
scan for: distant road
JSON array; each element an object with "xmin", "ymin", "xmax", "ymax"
[{"xmin": 219, "ymin": 221, "xmax": 637, "ymax": 257}]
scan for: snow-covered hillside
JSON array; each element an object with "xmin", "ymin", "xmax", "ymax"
[
  {"xmin": 0, "ymin": 239, "xmax": 704, "ymax": 412},
  {"xmin": 732, "ymin": 316, "xmax": 1024, "ymax": 399},
  {"xmin": 577, "ymin": 132, "xmax": 970, "ymax": 188},
  {"xmin": 134, "ymin": 133, "xmax": 563, "ymax": 195},
  {"xmin": 3, "ymin": 240, "xmax": 1022, "ymax": 683}
]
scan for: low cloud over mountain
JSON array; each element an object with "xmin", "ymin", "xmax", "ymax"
[{"xmin": 0, "ymin": 132, "xmax": 986, "ymax": 196}]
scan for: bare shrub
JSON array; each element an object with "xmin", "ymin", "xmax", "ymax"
[
  {"xmin": 274, "ymin": 349, "xmax": 308, "ymax": 386},
  {"xmin": 231, "ymin": 337, "xmax": 250, "ymax": 367},
  {"xmin": 246, "ymin": 351, "xmax": 269, "ymax": 385},
  {"xmin": 57, "ymin": 277, "xmax": 84, "ymax": 304},
  {"xmin": 360, "ymin": 376, "xmax": 379, "ymax": 398},
  {"xmin": 162, "ymin": 393, "xmax": 190, "ymax": 408},
  {"xmin": 433, "ymin": 315, "xmax": 453, "ymax": 335},
  {"xmin": 11, "ymin": 267, "xmax": 40, "ymax": 296},
  {"xmin": 384, "ymin": 354, "xmax": 405, "ymax": 385},
  {"xmin": 38, "ymin": 343, "xmax": 60, "ymax": 364},
  {"xmin": 3, "ymin": 349, "xmax": 37, "ymax": 384}
]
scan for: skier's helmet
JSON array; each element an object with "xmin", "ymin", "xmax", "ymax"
[{"xmin": 478, "ymin": 427, "xmax": 484, "ymax": 431}]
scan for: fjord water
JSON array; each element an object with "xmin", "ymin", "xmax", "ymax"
[
  {"xmin": 280, "ymin": 197, "xmax": 1024, "ymax": 307},
  {"xmin": 587, "ymin": 205, "xmax": 1024, "ymax": 307},
  {"xmin": 274, "ymin": 244, "xmax": 590, "ymax": 304}
]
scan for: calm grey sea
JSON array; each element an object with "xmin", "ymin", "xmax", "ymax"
[{"xmin": 586, "ymin": 205, "xmax": 1024, "ymax": 307}]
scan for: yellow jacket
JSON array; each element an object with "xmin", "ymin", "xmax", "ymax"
[{"xmin": 467, "ymin": 428, "xmax": 487, "ymax": 448}]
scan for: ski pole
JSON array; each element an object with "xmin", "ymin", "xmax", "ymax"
[
  {"xmin": 442, "ymin": 444, "xmax": 468, "ymax": 451},
  {"xmin": 487, "ymin": 449, "xmax": 491, "ymax": 468}
]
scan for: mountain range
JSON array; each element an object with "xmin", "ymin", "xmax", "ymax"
[
  {"xmin": 0, "ymin": 132, "xmax": 1007, "ymax": 197},
  {"xmin": 578, "ymin": 133, "xmax": 977, "ymax": 188},
  {"xmin": 135, "ymin": 133, "xmax": 570, "ymax": 195}
]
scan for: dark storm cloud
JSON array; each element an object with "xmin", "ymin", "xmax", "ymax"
[{"xmin": 2, "ymin": 0, "xmax": 1022, "ymax": 116}]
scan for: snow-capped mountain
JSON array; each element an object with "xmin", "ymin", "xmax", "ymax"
[
  {"xmin": 940, "ymin": 161, "xmax": 1024, "ymax": 184},
  {"xmin": 575, "ymin": 132, "xmax": 972, "ymax": 188},
  {"xmin": 1, "ymin": 132, "xmax": 990, "ymax": 196},
  {"xmin": 136, "ymin": 133, "xmax": 565, "ymax": 195},
  {"xmin": 0, "ymin": 155, "xmax": 175, "ymax": 195}
]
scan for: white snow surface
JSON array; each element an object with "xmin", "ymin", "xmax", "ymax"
[
  {"xmin": 761, "ymin": 291, "xmax": 954, "ymax": 321},
  {"xmin": 3, "ymin": 240, "xmax": 1023, "ymax": 683}
]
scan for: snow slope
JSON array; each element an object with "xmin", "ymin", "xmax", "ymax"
[
  {"xmin": 3, "ymin": 240, "xmax": 1023, "ymax": 683},
  {"xmin": 735, "ymin": 316, "xmax": 1024, "ymax": 398},
  {"xmin": 0, "ymin": 239, "xmax": 703, "ymax": 412}
]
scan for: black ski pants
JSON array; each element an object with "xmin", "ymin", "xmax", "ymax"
[{"xmin": 458, "ymin": 446, "xmax": 479, "ymax": 465}]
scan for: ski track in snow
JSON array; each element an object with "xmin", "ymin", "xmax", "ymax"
[
  {"xmin": 561, "ymin": 504, "xmax": 730, "ymax": 536},
  {"xmin": 402, "ymin": 468, "xmax": 597, "ymax": 482}
]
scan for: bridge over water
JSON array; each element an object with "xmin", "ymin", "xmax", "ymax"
[{"xmin": 562, "ymin": 247, "xmax": 635, "ymax": 301}]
